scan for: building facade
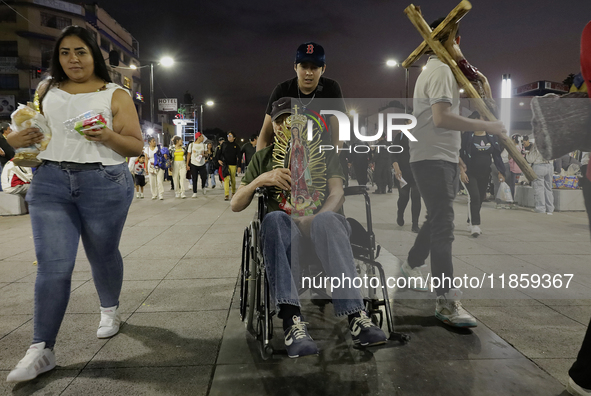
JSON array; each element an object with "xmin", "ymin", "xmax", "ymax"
[{"xmin": 0, "ymin": 0, "xmax": 142, "ymax": 119}]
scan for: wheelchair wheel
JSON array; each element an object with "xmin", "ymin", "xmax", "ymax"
[{"xmin": 239, "ymin": 227, "xmax": 250, "ymax": 322}]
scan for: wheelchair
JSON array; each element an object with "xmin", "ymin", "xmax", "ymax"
[{"xmin": 239, "ymin": 186, "xmax": 410, "ymax": 359}]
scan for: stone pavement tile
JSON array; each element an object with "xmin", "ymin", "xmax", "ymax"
[
  {"xmin": 87, "ymin": 311, "xmax": 226, "ymax": 369},
  {"xmin": 545, "ymin": 299, "xmax": 591, "ymax": 306},
  {"xmin": 546, "ymin": 305, "xmax": 591, "ymax": 325},
  {"xmin": 518, "ymin": 279, "xmax": 591, "ymax": 301},
  {"xmin": 470, "ymin": 239, "xmax": 556, "ymax": 256},
  {"xmin": 0, "ymin": 246, "xmax": 36, "ymax": 262},
  {"xmin": 0, "ymin": 315, "xmax": 31, "ymax": 339},
  {"xmin": 209, "ymin": 357, "xmax": 565, "ymax": 396},
  {"xmin": 532, "ymin": 358, "xmax": 575, "ymax": 387},
  {"xmin": 467, "ymin": 305, "xmax": 586, "ymax": 359},
  {"xmin": 121, "ymin": 258, "xmax": 179, "ymax": 281},
  {"xmin": 137, "ymin": 279, "xmax": 234, "ymax": 312},
  {"xmin": 455, "ymin": 253, "xmax": 552, "ymax": 277},
  {"xmin": 66, "ymin": 280, "xmax": 160, "ymax": 314},
  {"xmin": 184, "ymin": 244, "xmax": 241, "ymax": 259},
  {"xmin": 0, "ymin": 369, "xmax": 80, "ymax": 395},
  {"xmin": 514, "ymin": 255, "xmax": 591, "ymax": 277},
  {"xmin": 0, "ymin": 313, "xmax": 131, "ymax": 370},
  {"xmin": 61, "ymin": 366, "xmax": 213, "ymax": 396},
  {"xmin": 0, "ymin": 260, "xmax": 37, "ymax": 283},
  {"xmin": 0, "ymin": 283, "xmax": 9, "ymax": 290},
  {"xmin": 165, "ymin": 257, "xmax": 239, "ymax": 279},
  {"xmin": 124, "ymin": 244, "xmax": 192, "ymax": 260},
  {"xmin": 0, "ymin": 281, "xmax": 85, "ymax": 315}
]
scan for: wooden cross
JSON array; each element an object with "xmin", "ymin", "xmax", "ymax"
[{"xmin": 402, "ymin": 0, "xmax": 537, "ymax": 181}]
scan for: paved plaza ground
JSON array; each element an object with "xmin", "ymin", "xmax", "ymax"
[{"xmin": 1, "ymin": 176, "xmax": 590, "ymax": 395}]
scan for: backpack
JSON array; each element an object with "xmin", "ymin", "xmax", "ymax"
[{"xmin": 154, "ymin": 146, "xmax": 171, "ymax": 170}]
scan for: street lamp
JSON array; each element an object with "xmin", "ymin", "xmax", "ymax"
[
  {"xmin": 386, "ymin": 59, "xmax": 424, "ymax": 114},
  {"xmin": 196, "ymin": 100, "xmax": 214, "ymax": 133},
  {"xmin": 501, "ymin": 74, "xmax": 512, "ymax": 136},
  {"xmin": 150, "ymin": 57, "xmax": 175, "ymax": 126}
]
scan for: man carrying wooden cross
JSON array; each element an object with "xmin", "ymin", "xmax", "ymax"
[{"xmin": 399, "ymin": 17, "xmax": 507, "ymax": 328}]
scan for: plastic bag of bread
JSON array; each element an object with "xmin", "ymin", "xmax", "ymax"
[{"xmin": 10, "ymin": 104, "xmax": 52, "ymax": 167}]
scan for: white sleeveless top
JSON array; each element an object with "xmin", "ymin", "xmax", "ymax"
[{"xmin": 39, "ymin": 83, "xmax": 127, "ymax": 165}]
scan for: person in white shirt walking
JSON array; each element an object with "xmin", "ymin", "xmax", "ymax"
[
  {"xmin": 187, "ymin": 132, "xmax": 208, "ymax": 196},
  {"xmin": 146, "ymin": 137, "xmax": 165, "ymax": 200}
]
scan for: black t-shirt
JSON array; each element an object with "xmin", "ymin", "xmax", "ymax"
[
  {"xmin": 470, "ymin": 135, "xmax": 494, "ymax": 173},
  {"xmin": 265, "ymin": 77, "xmax": 347, "ymax": 116},
  {"xmin": 241, "ymin": 143, "xmax": 256, "ymax": 165},
  {"xmin": 218, "ymin": 141, "xmax": 242, "ymax": 166}
]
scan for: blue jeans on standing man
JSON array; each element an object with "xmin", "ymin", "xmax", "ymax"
[
  {"xmin": 261, "ymin": 210, "xmax": 365, "ymax": 318},
  {"xmin": 27, "ymin": 161, "xmax": 133, "ymax": 348},
  {"xmin": 407, "ymin": 160, "xmax": 458, "ymax": 296}
]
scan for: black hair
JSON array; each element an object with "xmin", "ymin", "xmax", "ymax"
[
  {"xmin": 50, "ymin": 26, "xmax": 112, "ymax": 84},
  {"xmin": 430, "ymin": 18, "xmax": 460, "ymax": 43},
  {"xmin": 249, "ymin": 133, "xmax": 258, "ymax": 142},
  {"xmin": 227, "ymin": 131, "xmax": 235, "ymax": 138},
  {"xmin": 0, "ymin": 122, "xmax": 10, "ymax": 134},
  {"xmin": 468, "ymin": 111, "xmax": 480, "ymax": 120},
  {"xmin": 148, "ymin": 137, "xmax": 156, "ymax": 143},
  {"xmin": 138, "ymin": 153, "xmax": 146, "ymax": 158}
]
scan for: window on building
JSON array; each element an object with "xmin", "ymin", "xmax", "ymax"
[
  {"xmin": 110, "ymin": 70, "xmax": 121, "ymax": 85},
  {"xmin": 100, "ymin": 35, "xmax": 110, "ymax": 52},
  {"xmin": 123, "ymin": 76, "xmax": 131, "ymax": 89},
  {"xmin": 0, "ymin": 6, "xmax": 17, "ymax": 22},
  {"xmin": 0, "ymin": 41, "xmax": 17, "ymax": 57},
  {"xmin": 41, "ymin": 45, "xmax": 52, "ymax": 69},
  {"xmin": 0, "ymin": 74, "xmax": 19, "ymax": 90},
  {"xmin": 40, "ymin": 12, "xmax": 71, "ymax": 30},
  {"xmin": 123, "ymin": 54, "xmax": 130, "ymax": 65}
]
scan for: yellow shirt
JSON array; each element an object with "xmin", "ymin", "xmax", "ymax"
[{"xmin": 174, "ymin": 148, "xmax": 184, "ymax": 162}]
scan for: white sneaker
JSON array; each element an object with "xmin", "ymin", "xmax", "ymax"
[
  {"xmin": 181, "ymin": 193, "xmax": 186, "ymax": 199},
  {"xmin": 470, "ymin": 225, "xmax": 481, "ymax": 237},
  {"xmin": 202, "ymin": 189, "xmax": 206, "ymax": 195},
  {"xmin": 152, "ymin": 196, "xmax": 157, "ymax": 200},
  {"xmin": 192, "ymin": 193, "xmax": 198, "ymax": 198},
  {"xmin": 435, "ymin": 288, "xmax": 477, "ymax": 328},
  {"xmin": 140, "ymin": 193, "xmax": 144, "ymax": 199},
  {"xmin": 567, "ymin": 376, "xmax": 591, "ymax": 395},
  {"xmin": 97, "ymin": 305, "xmax": 121, "ymax": 339},
  {"xmin": 400, "ymin": 261, "xmax": 429, "ymax": 291},
  {"xmin": 6, "ymin": 342, "xmax": 56, "ymax": 383},
  {"xmin": 159, "ymin": 195, "xmax": 164, "ymax": 200},
  {"xmin": 175, "ymin": 193, "xmax": 180, "ymax": 198},
  {"xmin": 136, "ymin": 192, "xmax": 140, "ymax": 198}
]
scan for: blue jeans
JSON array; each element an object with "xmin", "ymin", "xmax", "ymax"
[
  {"xmin": 261, "ymin": 211, "xmax": 364, "ymax": 318},
  {"xmin": 408, "ymin": 160, "xmax": 458, "ymax": 296},
  {"xmin": 532, "ymin": 163, "xmax": 554, "ymax": 214},
  {"xmin": 27, "ymin": 161, "xmax": 133, "ymax": 348}
]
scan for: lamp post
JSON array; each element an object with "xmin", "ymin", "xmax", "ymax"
[
  {"xmin": 386, "ymin": 59, "xmax": 425, "ymax": 114},
  {"xmin": 196, "ymin": 100, "xmax": 214, "ymax": 133},
  {"xmin": 147, "ymin": 56, "xmax": 174, "ymax": 126}
]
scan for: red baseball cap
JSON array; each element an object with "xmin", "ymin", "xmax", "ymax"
[{"xmin": 195, "ymin": 132, "xmax": 202, "ymax": 139}]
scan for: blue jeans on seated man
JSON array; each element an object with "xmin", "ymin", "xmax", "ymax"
[
  {"xmin": 407, "ymin": 160, "xmax": 458, "ymax": 296},
  {"xmin": 261, "ymin": 210, "xmax": 365, "ymax": 318},
  {"xmin": 27, "ymin": 161, "xmax": 133, "ymax": 348}
]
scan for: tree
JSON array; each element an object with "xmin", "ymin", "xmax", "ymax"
[{"xmin": 563, "ymin": 73, "xmax": 576, "ymax": 87}]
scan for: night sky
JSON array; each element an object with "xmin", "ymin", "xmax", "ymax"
[{"xmin": 85, "ymin": 0, "xmax": 591, "ymax": 139}]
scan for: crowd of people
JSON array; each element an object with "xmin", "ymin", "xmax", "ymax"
[{"xmin": 1, "ymin": 21, "xmax": 590, "ymax": 396}]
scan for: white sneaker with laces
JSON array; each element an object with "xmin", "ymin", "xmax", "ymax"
[
  {"xmin": 136, "ymin": 192, "xmax": 140, "ymax": 198},
  {"xmin": 175, "ymin": 193, "xmax": 180, "ymax": 198},
  {"xmin": 181, "ymin": 193, "xmax": 186, "ymax": 199},
  {"xmin": 435, "ymin": 288, "xmax": 477, "ymax": 328},
  {"xmin": 140, "ymin": 193, "xmax": 144, "ymax": 198},
  {"xmin": 471, "ymin": 225, "xmax": 481, "ymax": 237},
  {"xmin": 192, "ymin": 193, "xmax": 198, "ymax": 198},
  {"xmin": 159, "ymin": 195, "xmax": 163, "ymax": 200},
  {"xmin": 6, "ymin": 342, "xmax": 56, "ymax": 383},
  {"xmin": 97, "ymin": 305, "xmax": 121, "ymax": 339},
  {"xmin": 400, "ymin": 261, "xmax": 429, "ymax": 291}
]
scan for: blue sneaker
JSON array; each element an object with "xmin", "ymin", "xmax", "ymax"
[
  {"xmin": 349, "ymin": 311, "xmax": 387, "ymax": 346},
  {"xmin": 284, "ymin": 316, "xmax": 319, "ymax": 358}
]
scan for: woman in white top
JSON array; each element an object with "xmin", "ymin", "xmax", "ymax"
[{"xmin": 6, "ymin": 26, "xmax": 142, "ymax": 383}]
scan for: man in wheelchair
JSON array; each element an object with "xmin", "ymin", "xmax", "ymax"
[{"xmin": 232, "ymin": 97, "xmax": 387, "ymax": 358}]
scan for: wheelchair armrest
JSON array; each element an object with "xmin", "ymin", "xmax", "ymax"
[{"xmin": 344, "ymin": 186, "xmax": 368, "ymax": 197}]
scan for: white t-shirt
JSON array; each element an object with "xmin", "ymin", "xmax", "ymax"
[
  {"xmin": 189, "ymin": 142, "xmax": 206, "ymax": 166},
  {"xmin": 409, "ymin": 56, "xmax": 461, "ymax": 164},
  {"xmin": 147, "ymin": 146, "xmax": 158, "ymax": 174}
]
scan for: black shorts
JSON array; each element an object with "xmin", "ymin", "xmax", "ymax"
[{"xmin": 135, "ymin": 174, "xmax": 146, "ymax": 187}]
